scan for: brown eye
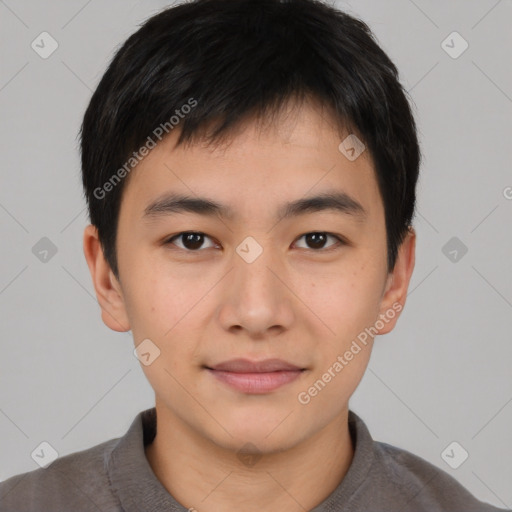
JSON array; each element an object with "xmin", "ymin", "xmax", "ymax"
[
  {"xmin": 294, "ymin": 232, "xmax": 344, "ymax": 251},
  {"xmin": 166, "ymin": 232, "xmax": 216, "ymax": 251}
]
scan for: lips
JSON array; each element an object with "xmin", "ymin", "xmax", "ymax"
[
  {"xmin": 206, "ymin": 358, "xmax": 304, "ymax": 373},
  {"xmin": 205, "ymin": 358, "xmax": 306, "ymax": 394}
]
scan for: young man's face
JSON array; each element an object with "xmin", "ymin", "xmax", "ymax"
[{"xmin": 84, "ymin": 100, "xmax": 415, "ymax": 453}]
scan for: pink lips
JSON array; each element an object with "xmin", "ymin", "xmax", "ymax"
[{"xmin": 205, "ymin": 358, "xmax": 305, "ymax": 394}]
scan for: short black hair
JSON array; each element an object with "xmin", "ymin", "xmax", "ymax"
[{"xmin": 80, "ymin": 0, "xmax": 420, "ymax": 279}]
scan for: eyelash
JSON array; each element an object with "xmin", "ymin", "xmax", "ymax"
[{"xmin": 163, "ymin": 231, "xmax": 347, "ymax": 253}]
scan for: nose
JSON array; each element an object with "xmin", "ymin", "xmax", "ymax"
[{"xmin": 216, "ymin": 239, "xmax": 295, "ymax": 338}]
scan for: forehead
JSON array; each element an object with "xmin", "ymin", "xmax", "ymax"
[{"xmin": 118, "ymin": 102, "xmax": 382, "ymax": 225}]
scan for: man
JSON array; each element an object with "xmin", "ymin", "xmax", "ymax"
[{"xmin": 1, "ymin": 0, "xmax": 507, "ymax": 510}]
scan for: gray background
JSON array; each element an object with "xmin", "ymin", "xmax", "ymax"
[{"xmin": 0, "ymin": 0, "xmax": 511, "ymax": 508}]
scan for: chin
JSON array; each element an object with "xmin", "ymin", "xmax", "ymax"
[
  {"xmin": 209, "ymin": 413, "xmax": 308, "ymax": 454},
  {"xmin": 217, "ymin": 430, "xmax": 301, "ymax": 456}
]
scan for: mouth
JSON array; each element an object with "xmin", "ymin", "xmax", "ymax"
[{"xmin": 204, "ymin": 358, "xmax": 306, "ymax": 394}]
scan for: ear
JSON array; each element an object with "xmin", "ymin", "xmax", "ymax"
[
  {"xmin": 83, "ymin": 224, "xmax": 130, "ymax": 332},
  {"xmin": 375, "ymin": 227, "xmax": 416, "ymax": 335}
]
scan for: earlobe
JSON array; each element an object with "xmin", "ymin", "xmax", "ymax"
[
  {"xmin": 375, "ymin": 227, "xmax": 416, "ymax": 335},
  {"xmin": 82, "ymin": 224, "xmax": 131, "ymax": 332}
]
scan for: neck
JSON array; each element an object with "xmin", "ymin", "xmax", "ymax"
[{"xmin": 144, "ymin": 401, "xmax": 354, "ymax": 512}]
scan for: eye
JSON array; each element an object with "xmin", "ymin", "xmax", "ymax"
[
  {"xmin": 164, "ymin": 231, "xmax": 346, "ymax": 252},
  {"xmin": 165, "ymin": 231, "xmax": 217, "ymax": 251},
  {"xmin": 294, "ymin": 232, "xmax": 345, "ymax": 251}
]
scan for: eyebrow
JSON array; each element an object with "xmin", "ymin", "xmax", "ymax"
[{"xmin": 142, "ymin": 191, "xmax": 367, "ymax": 222}]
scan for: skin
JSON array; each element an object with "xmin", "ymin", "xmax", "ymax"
[{"xmin": 83, "ymin": 99, "xmax": 415, "ymax": 512}]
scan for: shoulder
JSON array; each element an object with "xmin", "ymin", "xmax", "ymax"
[
  {"xmin": 0, "ymin": 437, "xmax": 122, "ymax": 512},
  {"xmin": 369, "ymin": 439, "xmax": 508, "ymax": 512}
]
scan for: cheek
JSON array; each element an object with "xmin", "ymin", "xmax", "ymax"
[
  {"xmin": 121, "ymin": 267, "xmax": 176, "ymax": 344},
  {"xmin": 125, "ymin": 253, "xmax": 192, "ymax": 323},
  {"xmin": 295, "ymin": 265, "xmax": 381, "ymax": 413},
  {"xmin": 296, "ymin": 257, "xmax": 383, "ymax": 340},
  {"xmin": 129, "ymin": 275, "xmax": 200, "ymax": 393},
  {"xmin": 128, "ymin": 271, "xmax": 206, "ymax": 364}
]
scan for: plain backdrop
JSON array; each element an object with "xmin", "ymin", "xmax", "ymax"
[{"xmin": 0, "ymin": 0, "xmax": 511, "ymax": 508}]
